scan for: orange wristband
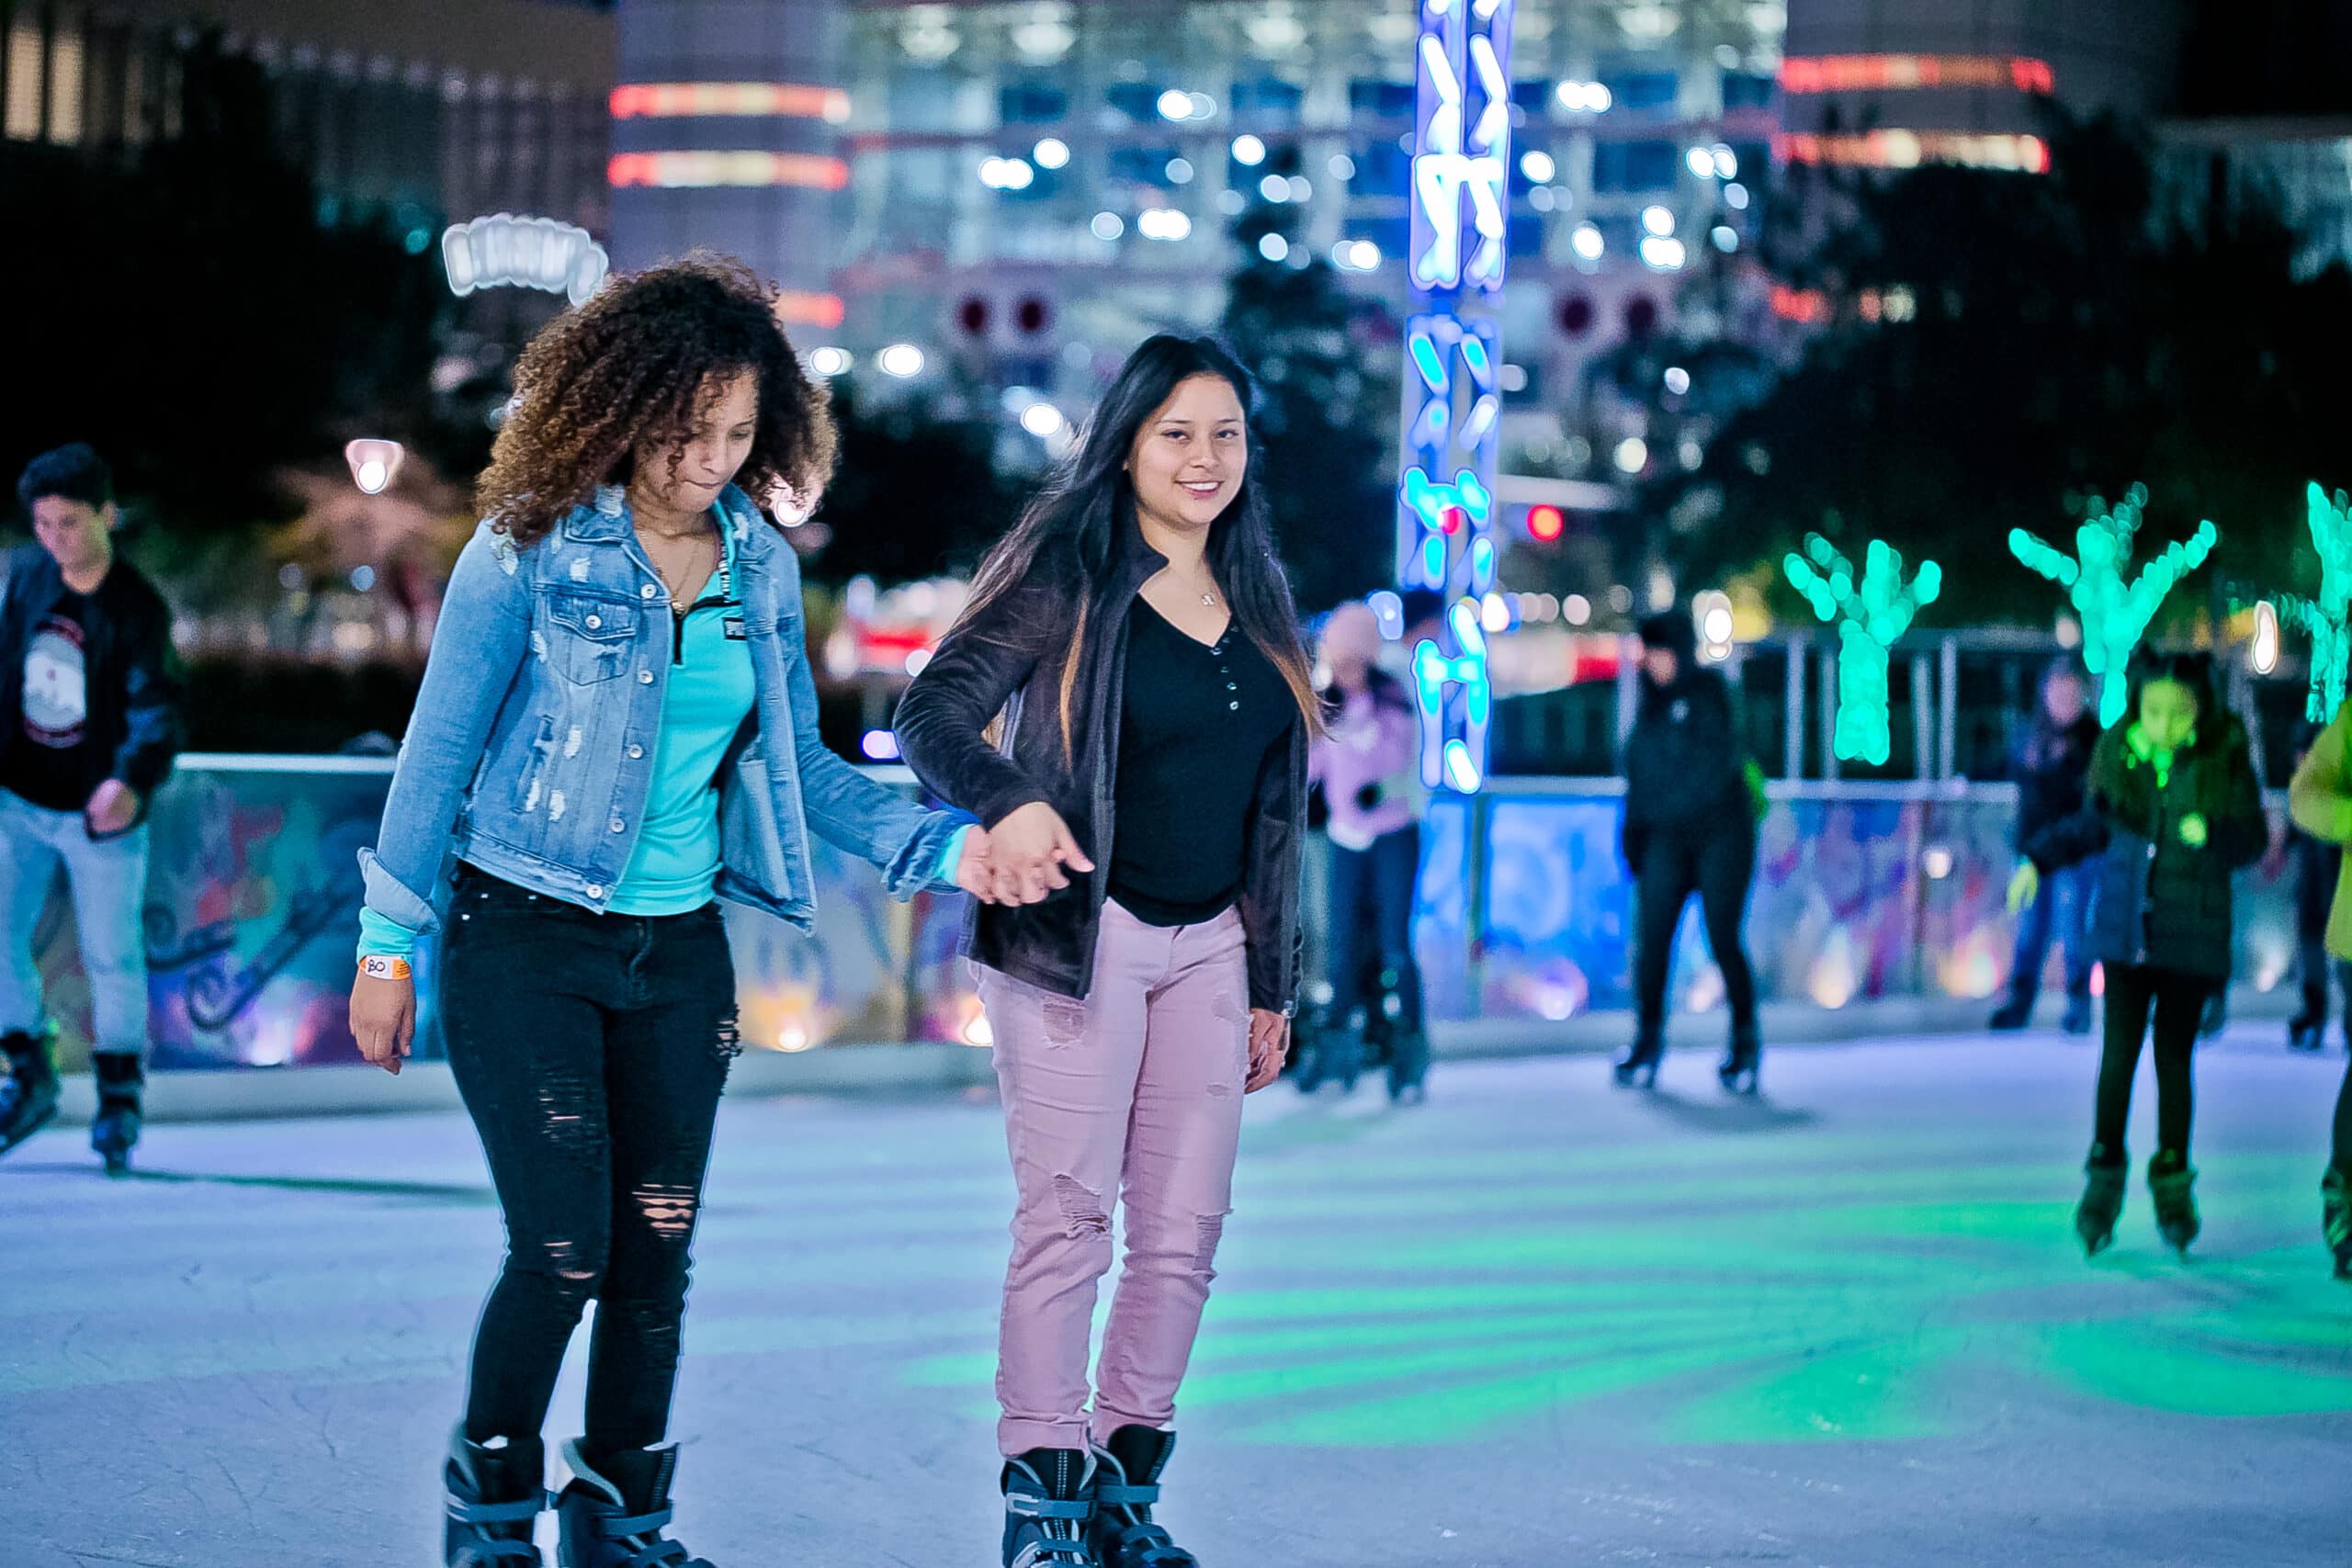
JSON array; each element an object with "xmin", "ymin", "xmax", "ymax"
[{"xmin": 358, "ymin": 955, "xmax": 413, "ymax": 982}]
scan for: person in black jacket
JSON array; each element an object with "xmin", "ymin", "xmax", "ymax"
[
  {"xmin": 2018, "ymin": 650, "xmax": 2265, "ymax": 1258},
  {"xmin": 898, "ymin": 335, "xmax": 1314, "ymax": 1568},
  {"xmin": 1991, "ymin": 662, "xmax": 2102, "ymax": 1033},
  {"xmin": 1615, "ymin": 608, "xmax": 1763, "ymax": 1093},
  {"xmin": 0, "ymin": 445, "xmax": 185, "ymax": 1173}
]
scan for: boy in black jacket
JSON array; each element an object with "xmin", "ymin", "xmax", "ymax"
[
  {"xmin": 0, "ymin": 445, "xmax": 184, "ymax": 1172},
  {"xmin": 1993, "ymin": 662, "xmax": 2102, "ymax": 1033}
]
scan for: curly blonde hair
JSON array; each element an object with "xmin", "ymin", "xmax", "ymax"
[{"xmin": 474, "ymin": 253, "xmax": 836, "ymax": 547}]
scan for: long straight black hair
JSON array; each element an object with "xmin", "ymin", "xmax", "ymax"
[{"xmin": 957, "ymin": 333, "xmax": 1321, "ymax": 757}]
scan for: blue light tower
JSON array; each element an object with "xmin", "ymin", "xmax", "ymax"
[{"xmin": 1398, "ymin": 0, "xmax": 1513, "ymax": 795}]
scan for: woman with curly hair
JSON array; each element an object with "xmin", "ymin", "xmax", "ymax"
[
  {"xmin": 898, "ymin": 334, "xmax": 1314, "ymax": 1568},
  {"xmin": 348, "ymin": 255, "xmax": 996, "ymax": 1567}
]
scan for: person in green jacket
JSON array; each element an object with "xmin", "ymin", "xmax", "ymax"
[{"xmin": 2284, "ymin": 699, "xmax": 2352, "ymax": 1280}]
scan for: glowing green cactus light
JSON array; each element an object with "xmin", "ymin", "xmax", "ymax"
[
  {"xmin": 2008, "ymin": 484, "xmax": 2218, "ymax": 727},
  {"xmin": 2276, "ymin": 482, "xmax": 2352, "ymax": 722},
  {"xmin": 1783, "ymin": 535, "xmax": 1940, "ymax": 765}
]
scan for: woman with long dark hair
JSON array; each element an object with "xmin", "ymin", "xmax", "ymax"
[
  {"xmin": 347, "ymin": 255, "xmax": 993, "ymax": 1567},
  {"xmin": 2021, "ymin": 649, "xmax": 2265, "ymax": 1258},
  {"xmin": 897, "ymin": 333, "xmax": 1316, "ymax": 1568}
]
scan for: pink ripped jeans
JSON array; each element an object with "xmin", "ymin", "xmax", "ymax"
[{"xmin": 978, "ymin": 899, "xmax": 1251, "ymax": 1455}]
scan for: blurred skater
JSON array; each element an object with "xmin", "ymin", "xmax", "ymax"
[
  {"xmin": 1615, "ymin": 608, "xmax": 1763, "ymax": 1094},
  {"xmin": 2284, "ymin": 700, "xmax": 2352, "ymax": 1280},
  {"xmin": 1992, "ymin": 662, "xmax": 2100, "ymax": 1034},
  {"xmin": 0, "ymin": 444, "xmax": 183, "ymax": 1174},
  {"xmin": 2023, "ymin": 652, "xmax": 2264, "ymax": 1258},
  {"xmin": 1299, "ymin": 599, "xmax": 1428, "ymax": 1100}
]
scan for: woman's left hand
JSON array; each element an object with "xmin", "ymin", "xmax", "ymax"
[{"xmin": 1246, "ymin": 1009, "xmax": 1291, "ymax": 1092}]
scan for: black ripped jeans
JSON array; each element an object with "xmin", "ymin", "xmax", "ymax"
[{"xmin": 441, "ymin": 866, "xmax": 739, "ymax": 1455}]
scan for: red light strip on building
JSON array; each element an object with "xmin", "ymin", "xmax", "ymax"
[
  {"xmin": 775, "ymin": 291, "xmax": 846, "ymax": 330},
  {"xmin": 1776, "ymin": 130, "xmax": 2051, "ymax": 174},
  {"xmin": 1781, "ymin": 55, "xmax": 2055, "ymax": 96},
  {"xmin": 611, "ymin": 83, "xmax": 852, "ymax": 123},
  {"xmin": 1770, "ymin": 284, "xmax": 1828, "ymax": 323},
  {"xmin": 608, "ymin": 152, "xmax": 852, "ymax": 190}
]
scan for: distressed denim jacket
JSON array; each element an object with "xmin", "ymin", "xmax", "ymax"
[{"xmin": 360, "ymin": 484, "xmax": 965, "ymax": 939}]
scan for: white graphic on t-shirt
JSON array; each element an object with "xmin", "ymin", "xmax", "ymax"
[{"xmin": 23, "ymin": 614, "xmax": 87, "ymax": 747}]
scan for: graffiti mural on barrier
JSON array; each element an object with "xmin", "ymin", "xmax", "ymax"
[{"xmin": 28, "ymin": 765, "xmax": 2298, "ymax": 1071}]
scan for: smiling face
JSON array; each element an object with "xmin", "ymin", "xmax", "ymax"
[
  {"xmin": 1125, "ymin": 372, "xmax": 1248, "ymax": 541},
  {"xmin": 630, "ymin": 370, "xmax": 759, "ymax": 519}
]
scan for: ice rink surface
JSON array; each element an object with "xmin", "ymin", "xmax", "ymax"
[{"xmin": 6, "ymin": 1028, "xmax": 2349, "ymax": 1567}]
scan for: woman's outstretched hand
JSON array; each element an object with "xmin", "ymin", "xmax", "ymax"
[
  {"xmin": 987, "ymin": 802, "xmax": 1094, "ymax": 905},
  {"xmin": 953, "ymin": 826, "xmax": 1001, "ymax": 903},
  {"xmin": 1246, "ymin": 1010, "xmax": 1291, "ymax": 1092},
  {"xmin": 349, "ymin": 975, "xmax": 415, "ymax": 1076}
]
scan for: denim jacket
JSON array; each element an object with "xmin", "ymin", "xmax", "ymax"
[{"xmin": 361, "ymin": 484, "xmax": 965, "ymax": 938}]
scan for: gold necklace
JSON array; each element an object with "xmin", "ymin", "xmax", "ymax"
[{"xmin": 639, "ymin": 525, "xmax": 713, "ymax": 612}]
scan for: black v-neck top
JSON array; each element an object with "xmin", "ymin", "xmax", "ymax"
[{"xmin": 1107, "ymin": 598, "xmax": 1297, "ymax": 927}]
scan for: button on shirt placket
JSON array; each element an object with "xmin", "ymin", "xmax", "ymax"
[
  {"xmin": 1218, "ymin": 630, "xmax": 1238, "ymax": 712},
  {"xmin": 616, "ymin": 570, "xmax": 657, "ymax": 870}
]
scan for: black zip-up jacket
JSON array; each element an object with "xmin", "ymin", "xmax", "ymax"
[
  {"xmin": 2024, "ymin": 715, "xmax": 2266, "ymax": 979},
  {"xmin": 1620, "ymin": 667, "xmax": 1747, "ymax": 872},
  {"xmin": 895, "ymin": 519, "xmax": 1306, "ymax": 1012},
  {"xmin": 0, "ymin": 546, "xmax": 185, "ymax": 833}
]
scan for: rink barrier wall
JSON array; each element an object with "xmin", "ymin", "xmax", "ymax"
[{"xmin": 21, "ymin": 758, "xmax": 2304, "ymax": 1119}]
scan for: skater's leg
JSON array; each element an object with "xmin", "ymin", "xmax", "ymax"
[
  {"xmin": 2002, "ymin": 868, "xmax": 2058, "ymax": 1016},
  {"xmin": 2148, "ymin": 972, "xmax": 2209, "ymax": 1160},
  {"xmin": 984, "ymin": 904, "xmax": 1156, "ymax": 1457},
  {"xmin": 0, "ymin": 792, "xmax": 65, "ymax": 1038},
  {"xmin": 582, "ymin": 905, "xmax": 735, "ymax": 1457},
  {"xmin": 1632, "ymin": 834, "xmax": 1699, "ymax": 1050},
  {"xmin": 1314, "ymin": 842, "xmax": 1373, "ymax": 1088},
  {"xmin": 440, "ymin": 877, "xmax": 617, "ymax": 1445},
  {"xmin": 1322, "ymin": 843, "xmax": 1373, "ymax": 1029},
  {"xmin": 1372, "ymin": 826, "xmax": 1429, "ymax": 1092},
  {"xmin": 1093, "ymin": 908, "xmax": 1249, "ymax": 1439},
  {"xmin": 2298, "ymin": 930, "xmax": 2331, "ymax": 1030},
  {"xmin": 2093, "ymin": 964, "xmax": 2159, "ymax": 1155},
  {"xmin": 1695, "ymin": 824, "xmax": 1758, "ymax": 1036},
  {"xmin": 2333, "ymin": 1054, "xmax": 2352, "ymax": 1175},
  {"xmin": 60, "ymin": 821, "xmax": 152, "ymax": 1057},
  {"xmin": 1370, "ymin": 826, "xmax": 1424, "ymax": 1032},
  {"xmin": 2056, "ymin": 863, "xmax": 2098, "ymax": 1013}
]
